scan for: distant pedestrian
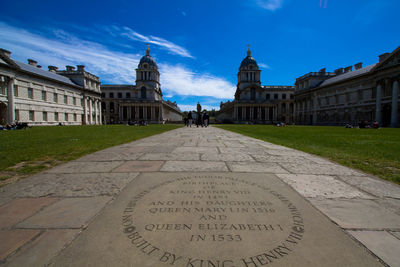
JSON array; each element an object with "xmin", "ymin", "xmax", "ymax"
[
  {"xmin": 203, "ymin": 112, "xmax": 209, "ymax": 127},
  {"xmin": 187, "ymin": 111, "xmax": 193, "ymax": 127}
]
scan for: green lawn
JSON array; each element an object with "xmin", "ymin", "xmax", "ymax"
[
  {"xmin": 0, "ymin": 124, "xmax": 181, "ymax": 183},
  {"xmin": 216, "ymin": 125, "xmax": 400, "ymax": 184}
]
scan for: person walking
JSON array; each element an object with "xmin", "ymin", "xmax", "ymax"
[
  {"xmin": 187, "ymin": 111, "xmax": 193, "ymax": 127},
  {"xmin": 203, "ymin": 112, "xmax": 209, "ymax": 127}
]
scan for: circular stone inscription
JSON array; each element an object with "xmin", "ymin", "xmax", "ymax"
[{"xmin": 122, "ymin": 175, "xmax": 305, "ymax": 266}]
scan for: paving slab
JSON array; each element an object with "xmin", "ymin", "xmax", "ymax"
[
  {"xmin": 227, "ymin": 162, "xmax": 289, "ymax": 173},
  {"xmin": 0, "ymin": 229, "xmax": 40, "ymax": 261},
  {"xmin": 161, "ymin": 161, "xmax": 229, "ymax": 172},
  {"xmin": 46, "ymin": 161, "xmax": 124, "ymax": 173},
  {"xmin": 337, "ymin": 175, "xmax": 400, "ymax": 199},
  {"xmin": 76, "ymin": 151, "xmax": 143, "ymax": 161},
  {"xmin": 0, "ymin": 173, "xmax": 139, "ymax": 198},
  {"xmin": 140, "ymin": 153, "xmax": 200, "ymax": 161},
  {"xmin": 0, "ymin": 198, "xmax": 59, "ymax": 228},
  {"xmin": 348, "ymin": 230, "xmax": 400, "ymax": 267},
  {"xmin": 113, "ymin": 161, "xmax": 164, "ymax": 172},
  {"xmin": 309, "ymin": 198, "xmax": 400, "ymax": 229},
  {"xmin": 4, "ymin": 229, "xmax": 80, "ymax": 267},
  {"xmin": 374, "ymin": 198, "xmax": 400, "ymax": 216},
  {"xmin": 16, "ymin": 197, "xmax": 111, "ymax": 229},
  {"xmin": 252, "ymin": 154, "xmax": 316, "ymax": 164},
  {"xmin": 390, "ymin": 231, "xmax": 400, "ymax": 239},
  {"xmin": 50, "ymin": 172, "xmax": 381, "ymax": 267},
  {"xmin": 283, "ymin": 163, "xmax": 366, "ymax": 176},
  {"xmin": 172, "ymin": 147, "xmax": 219, "ymax": 154},
  {"xmin": 0, "ymin": 198, "xmax": 11, "ymax": 207},
  {"xmin": 201, "ymin": 153, "xmax": 255, "ymax": 162},
  {"xmin": 276, "ymin": 174, "xmax": 374, "ymax": 199}
]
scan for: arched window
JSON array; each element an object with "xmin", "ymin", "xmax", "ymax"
[
  {"xmin": 250, "ymin": 88, "xmax": 256, "ymax": 100},
  {"xmin": 141, "ymin": 87, "xmax": 147, "ymax": 99}
]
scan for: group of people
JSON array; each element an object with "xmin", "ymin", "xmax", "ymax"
[
  {"xmin": 184, "ymin": 111, "xmax": 209, "ymax": 127},
  {"xmin": 345, "ymin": 120, "xmax": 380, "ymax": 129},
  {"xmin": 0, "ymin": 121, "xmax": 29, "ymax": 130}
]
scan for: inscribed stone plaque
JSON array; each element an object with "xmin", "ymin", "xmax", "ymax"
[{"xmin": 51, "ymin": 173, "xmax": 382, "ymax": 267}]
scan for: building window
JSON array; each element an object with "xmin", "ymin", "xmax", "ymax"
[
  {"xmin": 28, "ymin": 88, "xmax": 33, "ymax": 99},
  {"xmin": 73, "ymin": 97, "xmax": 76, "ymax": 105},
  {"xmin": 101, "ymin": 93, "xmax": 105, "ymax": 97},
  {"xmin": 0, "ymin": 83, "xmax": 6, "ymax": 95},
  {"xmin": 118, "ymin": 92, "xmax": 122, "ymax": 98},
  {"xmin": 266, "ymin": 94, "xmax": 270, "ymax": 100},
  {"xmin": 15, "ymin": 109, "xmax": 19, "ymax": 121},
  {"xmin": 109, "ymin": 92, "xmax": 114, "ymax": 98},
  {"xmin": 65, "ymin": 113, "xmax": 68, "ymax": 121},
  {"xmin": 101, "ymin": 102, "xmax": 106, "ymax": 111},
  {"xmin": 81, "ymin": 98, "xmax": 84, "ymax": 106},
  {"xmin": 110, "ymin": 102, "xmax": 114, "ymax": 111},
  {"xmin": 54, "ymin": 112, "xmax": 59, "ymax": 121},
  {"xmin": 282, "ymin": 94, "xmax": 286, "ymax": 100},
  {"xmin": 42, "ymin": 90, "xmax": 46, "ymax": 101},
  {"xmin": 290, "ymin": 94, "xmax": 294, "ymax": 100},
  {"xmin": 29, "ymin": 110, "xmax": 34, "ymax": 121},
  {"xmin": 250, "ymin": 88, "xmax": 256, "ymax": 100},
  {"xmin": 126, "ymin": 93, "xmax": 131, "ymax": 98},
  {"xmin": 13, "ymin": 85, "xmax": 18, "ymax": 97},
  {"xmin": 141, "ymin": 87, "xmax": 147, "ymax": 99},
  {"xmin": 64, "ymin": 95, "xmax": 68, "ymax": 104},
  {"xmin": 74, "ymin": 113, "xmax": 77, "ymax": 121},
  {"xmin": 274, "ymin": 94, "xmax": 278, "ymax": 100},
  {"xmin": 42, "ymin": 111, "xmax": 47, "ymax": 121},
  {"xmin": 54, "ymin": 93, "xmax": 58, "ymax": 103}
]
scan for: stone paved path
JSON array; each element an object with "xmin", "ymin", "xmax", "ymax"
[{"xmin": 0, "ymin": 126, "xmax": 400, "ymax": 266}]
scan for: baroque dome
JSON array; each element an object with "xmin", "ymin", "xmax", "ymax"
[
  {"xmin": 139, "ymin": 45, "xmax": 158, "ymax": 68},
  {"xmin": 240, "ymin": 47, "xmax": 258, "ymax": 69}
]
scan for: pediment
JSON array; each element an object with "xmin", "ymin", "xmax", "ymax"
[{"xmin": 374, "ymin": 46, "xmax": 400, "ymax": 71}]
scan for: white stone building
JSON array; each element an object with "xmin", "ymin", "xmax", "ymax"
[
  {"xmin": 218, "ymin": 48, "xmax": 295, "ymax": 123},
  {"xmin": 0, "ymin": 48, "xmax": 101, "ymax": 126},
  {"xmin": 101, "ymin": 46, "xmax": 181, "ymax": 124},
  {"xmin": 294, "ymin": 46, "xmax": 400, "ymax": 127}
]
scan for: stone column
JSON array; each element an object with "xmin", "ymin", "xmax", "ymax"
[
  {"xmin": 135, "ymin": 106, "xmax": 139, "ymax": 120},
  {"xmin": 127, "ymin": 105, "xmax": 131, "ymax": 121},
  {"xmin": 391, "ymin": 79, "xmax": 399, "ymax": 127},
  {"xmin": 242, "ymin": 106, "xmax": 246, "ymax": 121},
  {"xmin": 151, "ymin": 106, "xmax": 155, "ymax": 121},
  {"xmin": 376, "ymin": 83, "xmax": 382, "ymax": 123},
  {"xmin": 257, "ymin": 107, "xmax": 261, "ymax": 120},
  {"xmin": 273, "ymin": 107, "xmax": 277, "ymax": 121},
  {"xmin": 312, "ymin": 96, "xmax": 317, "ymax": 125},
  {"xmin": 83, "ymin": 96, "xmax": 87, "ymax": 125},
  {"xmin": 159, "ymin": 104, "xmax": 163, "ymax": 122},
  {"xmin": 143, "ymin": 106, "xmax": 147, "ymax": 120},
  {"xmin": 250, "ymin": 107, "xmax": 254, "ymax": 120},
  {"xmin": 233, "ymin": 106, "xmax": 238, "ymax": 121},
  {"xmin": 89, "ymin": 98, "xmax": 93, "ymax": 125},
  {"xmin": 7, "ymin": 77, "xmax": 15, "ymax": 123},
  {"xmin": 119, "ymin": 105, "xmax": 123, "ymax": 121},
  {"xmin": 265, "ymin": 107, "xmax": 269, "ymax": 121},
  {"xmin": 94, "ymin": 100, "xmax": 99, "ymax": 124}
]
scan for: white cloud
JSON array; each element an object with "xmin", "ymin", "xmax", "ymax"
[
  {"xmin": 160, "ymin": 64, "xmax": 236, "ymax": 99},
  {"xmin": 258, "ymin": 62, "xmax": 270, "ymax": 69},
  {"xmin": 255, "ymin": 0, "xmax": 284, "ymax": 11},
  {"xmin": 0, "ymin": 22, "xmax": 235, "ymax": 102},
  {"xmin": 118, "ymin": 26, "xmax": 194, "ymax": 58}
]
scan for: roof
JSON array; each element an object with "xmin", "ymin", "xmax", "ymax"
[
  {"xmin": 240, "ymin": 56, "xmax": 258, "ymax": 68},
  {"xmin": 139, "ymin": 55, "xmax": 157, "ymax": 68},
  {"xmin": 319, "ymin": 63, "xmax": 377, "ymax": 87},
  {"xmin": 14, "ymin": 61, "xmax": 78, "ymax": 87}
]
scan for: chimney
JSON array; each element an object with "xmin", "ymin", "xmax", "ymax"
[
  {"xmin": 66, "ymin": 65, "xmax": 75, "ymax": 71},
  {"xmin": 354, "ymin": 62, "xmax": 363, "ymax": 70},
  {"xmin": 334, "ymin": 68, "xmax": 343, "ymax": 75},
  {"xmin": 319, "ymin": 68, "xmax": 326, "ymax": 74},
  {"xmin": 28, "ymin": 59, "xmax": 38, "ymax": 67},
  {"xmin": 77, "ymin": 65, "xmax": 85, "ymax": 71},
  {"xmin": 344, "ymin": 66, "xmax": 353, "ymax": 73},
  {"xmin": 37, "ymin": 65, "xmax": 42, "ymax": 69},
  {"xmin": 48, "ymin": 66, "xmax": 58, "ymax": 72},
  {"xmin": 379, "ymin": 53, "xmax": 390, "ymax": 63},
  {"xmin": 0, "ymin": 48, "xmax": 11, "ymax": 58}
]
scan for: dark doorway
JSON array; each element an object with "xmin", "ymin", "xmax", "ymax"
[
  {"xmin": 382, "ymin": 105, "xmax": 391, "ymax": 127},
  {"xmin": 0, "ymin": 102, "xmax": 7, "ymax": 124}
]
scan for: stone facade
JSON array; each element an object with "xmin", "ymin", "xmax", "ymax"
[
  {"xmin": 101, "ymin": 46, "xmax": 181, "ymax": 124},
  {"xmin": 218, "ymin": 48, "xmax": 295, "ymax": 124},
  {"xmin": 0, "ymin": 49, "xmax": 101, "ymax": 126},
  {"xmin": 294, "ymin": 46, "xmax": 400, "ymax": 127}
]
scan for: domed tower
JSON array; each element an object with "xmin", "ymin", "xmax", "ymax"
[
  {"xmin": 237, "ymin": 46, "xmax": 261, "ymax": 92},
  {"xmin": 136, "ymin": 44, "xmax": 162, "ymax": 100}
]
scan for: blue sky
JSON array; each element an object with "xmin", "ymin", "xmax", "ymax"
[{"xmin": 0, "ymin": 0, "xmax": 399, "ymax": 111}]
